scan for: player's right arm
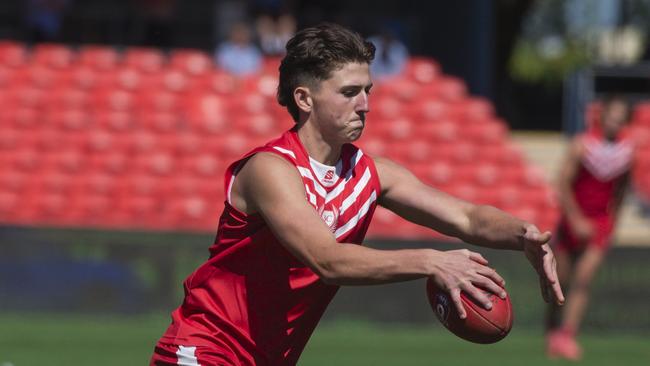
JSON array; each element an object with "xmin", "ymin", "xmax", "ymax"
[
  {"xmin": 230, "ymin": 152, "xmax": 504, "ymax": 316},
  {"xmin": 557, "ymin": 137, "xmax": 594, "ymax": 242}
]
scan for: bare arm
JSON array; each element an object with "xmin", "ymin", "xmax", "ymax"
[
  {"xmin": 557, "ymin": 137, "xmax": 595, "ymax": 242},
  {"xmin": 376, "ymin": 157, "xmax": 543, "ymax": 251},
  {"xmin": 611, "ymin": 169, "xmax": 631, "ymax": 220},
  {"xmin": 231, "ymin": 152, "xmax": 506, "ymax": 316},
  {"xmin": 375, "ymin": 156, "xmax": 564, "ymax": 305},
  {"xmin": 557, "ymin": 138, "xmax": 587, "ymax": 222}
]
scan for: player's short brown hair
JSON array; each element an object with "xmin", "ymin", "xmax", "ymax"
[{"xmin": 277, "ymin": 23, "xmax": 375, "ymax": 122}]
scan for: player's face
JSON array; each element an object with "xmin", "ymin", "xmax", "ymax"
[
  {"xmin": 601, "ymin": 100, "xmax": 628, "ymax": 139},
  {"xmin": 310, "ymin": 62, "xmax": 372, "ymax": 144}
]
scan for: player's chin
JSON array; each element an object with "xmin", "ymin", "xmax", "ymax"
[{"xmin": 346, "ymin": 127, "xmax": 364, "ymax": 142}]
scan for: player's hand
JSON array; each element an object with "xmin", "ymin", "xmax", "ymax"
[
  {"xmin": 522, "ymin": 224, "xmax": 565, "ymax": 306},
  {"xmin": 429, "ymin": 249, "xmax": 507, "ymax": 319},
  {"xmin": 571, "ymin": 217, "xmax": 595, "ymax": 243}
]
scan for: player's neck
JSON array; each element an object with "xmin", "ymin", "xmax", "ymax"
[{"xmin": 296, "ymin": 123, "xmax": 342, "ymax": 165}]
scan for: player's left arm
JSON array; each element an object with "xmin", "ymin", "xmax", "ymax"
[
  {"xmin": 375, "ymin": 156, "xmax": 564, "ymax": 305},
  {"xmin": 611, "ymin": 169, "xmax": 631, "ymax": 220}
]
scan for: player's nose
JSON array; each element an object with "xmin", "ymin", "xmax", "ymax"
[{"xmin": 355, "ymin": 90, "xmax": 370, "ymax": 113}]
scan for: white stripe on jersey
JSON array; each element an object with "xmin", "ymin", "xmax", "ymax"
[
  {"xmin": 176, "ymin": 345, "xmax": 201, "ymax": 366},
  {"xmin": 226, "ymin": 164, "xmax": 244, "ymax": 205},
  {"xmin": 325, "ymin": 149, "xmax": 365, "ymax": 204},
  {"xmin": 335, "ymin": 190, "xmax": 377, "ymax": 239},
  {"xmin": 272, "ymin": 146, "xmax": 297, "ymax": 159},
  {"xmin": 339, "ymin": 167, "xmax": 371, "ymax": 215},
  {"xmin": 305, "ymin": 184, "xmax": 317, "ymax": 206},
  {"xmin": 297, "ymin": 167, "xmax": 327, "ymax": 198},
  {"xmin": 582, "ymin": 138, "xmax": 633, "ymax": 181}
]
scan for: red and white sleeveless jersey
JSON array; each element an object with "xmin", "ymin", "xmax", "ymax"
[
  {"xmin": 158, "ymin": 128, "xmax": 381, "ymax": 365},
  {"xmin": 573, "ymin": 130, "xmax": 634, "ymax": 217}
]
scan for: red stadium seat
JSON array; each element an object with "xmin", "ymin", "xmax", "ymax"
[
  {"xmin": 250, "ymin": 74, "xmax": 280, "ymax": 99},
  {"xmin": 93, "ymin": 110, "xmax": 134, "ymax": 132},
  {"xmin": 183, "ymin": 93, "xmax": 230, "ymax": 134},
  {"xmin": 376, "ymin": 77, "xmax": 420, "ymax": 102},
  {"xmin": 136, "ymin": 91, "xmax": 179, "ymax": 114},
  {"xmin": 47, "ymin": 108, "xmax": 89, "ymax": 131},
  {"xmin": 200, "ymin": 70, "xmax": 239, "ymax": 95},
  {"xmin": 458, "ymin": 97, "xmax": 495, "ymax": 122},
  {"xmin": 31, "ymin": 43, "xmax": 74, "ymax": 69},
  {"xmin": 0, "ymin": 170, "xmax": 28, "ymax": 193},
  {"xmin": 373, "ymin": 96, "xmax": 403, "ymax": 120},
  {"xmin": 404, "ymin": 57, "xmax": 441, "ymax": 84},
  {"xmin": 60, "ymin": 66, "xmax": 101, "ymax": 90},
  {"xmin": 418, "ymin": 119, "xmax": 459, "ymax": 142},
  {"xmin": 472, "ymin": 163, "xmax": 500, "ymax": 187},
  {"xmin": 0, "ymin": 65, "xmax": 17, "ymax": 88},
  {"xmin": 465, "ymin": 120, "xmax": 507, "ymax": 145},
  {"xmin": 170, "ymin": 49, "xmax": 213, "ymax": 76},
  {"xmin": 10, "ymin": 148, "xmax": 42, "ymax": 173},
  {"xmin": 88, "ymin": 151, "xmax": 131, "ymax": 175},
  {"xmin": 8, "ymin": 86, "xmax": 45, "ymax": 109},
  {"xmin": 633, "ymin": 102, "xmax": 650, "ymax": 126},
  {"xmin": 91, "ymin": 88, "xmax": 135, "ymax": 112},
  {"xmin": 78, "ymin": 45, "xmax": 120, "ymax": 70},
  {"xmin": 35, "ymin": 170, "xmax": 71, "ymax": 195},
  {"xmin": 158, "ymin": 69, "xmax": 191, "ymax": 93},
  {"xmin": 0, "ymin": 190, "xmax": 19, "ymax": 217},
  {"xmin": 237, "ymin": 112, "xmax": 278, "ymax": 136},
  {"xmin": 421, "ymin": 76, "xmax": 466, "ymax": 102},
  {"xmin": 112, "ymin": 67, "xmax": 143, "ymax": 91},
  {"xmin": 374, "ymin": 118, "xmax": 414, "ymax": 141},
  {"xmin": 410, "ymin": 99, "xmax": 449, "ymax": 122},
  {"xmin": 123, "ymin": 47, "xmax": 165, "ymax": 73},
  {"xmin": 0, "ymin": 41, "xmax": 27, "ymax": 67},
  {"xmin": 24, "ymin": 65, "xmax": 59, "ymax": 89},
  {"xmin": 40, "ymin": 149, "xmax": 85, "ymax": 175},
  {"xmin": 139, "ymin": 112, "xmax": 181, "ymax": 133},
  {"xmin": 134, "ymin": 151, "xmax": 176, "ymax": 177},
  {"xmin": 180, "ymin": 153, "xmax": 222, "ymax": 178},
  {"xmin": 47, "ymin": 87, "xmax": 88, "ymax": 110}
]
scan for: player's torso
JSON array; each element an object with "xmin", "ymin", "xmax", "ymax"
[
  {"xmin": 573, "ymin": 133, "xmax": 633, "ymax": 216},
  {"xmin": 268, "ymin": 132, "xmax": 380, "ymax": 243},
  {"xmin": 170, "ymin": 129, "xmax": 381, "ymax": 365}
]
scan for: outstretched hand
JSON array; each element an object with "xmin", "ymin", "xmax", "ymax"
[
  {"xmin": 429, "ymin": 249, "xmax": 507, "ymax": 319},
  {"xmin": 522, "ymin": 224, "xmax": 565, "ymax": 305}
]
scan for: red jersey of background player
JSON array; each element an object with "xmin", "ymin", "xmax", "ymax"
[
  {"xmin": 556, "ymin": 128, "xmax": 634, "ymax": 251},
  {"xmin": 153, "ymin": 127, "xmax": 380, "ymax": 365}
]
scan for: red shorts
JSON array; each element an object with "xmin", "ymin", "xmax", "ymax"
[
  {"xmin": 554, "ymin": 215, "xmax": 615, "ymax": 253},
  {"xmin": 150, "ymin": 342, "xmax": 238, "ymax": 366}
]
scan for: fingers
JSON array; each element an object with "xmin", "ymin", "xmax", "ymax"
[
  {"xmin": 541, "ymin": 245, "xmax": 566, "ymax": 305},
  {"xmin": 468, "ymin": 251, "xmax": 488, "ymax": 265},
  {"xmin": 524, "ymin": 228, "xmax": 552, "ymax": 244},
  {"xmin": 462, "ymin": 282, "xmax": 493, "ymax": 311},
  {"xmin": 539, "ymin": 275, "xmax": 549, "ymax": 303},
  {"xmin": 475, "ymin": 270, "xmax": 507, "ymax": 298},
  {"xmin": 449, "ymin": 288, "xmax": 467, "ymax": 319}
]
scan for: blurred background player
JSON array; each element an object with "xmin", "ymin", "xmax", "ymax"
[{"xmin": 545, "ymin": 95, "xmax": 635, "ymax": 360}]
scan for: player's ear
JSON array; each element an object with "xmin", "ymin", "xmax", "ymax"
[{"xmin": 294, "ymin": 86, "xmax": 312, "ymax": 114}]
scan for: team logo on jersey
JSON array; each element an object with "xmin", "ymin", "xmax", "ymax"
[
  {"xmin": 323, "ymin": 170, "xmax": 335, "ymax": 184},
  {"xmin": 318, "ymin": 204, "xmax": 339, "ymax": 231}
]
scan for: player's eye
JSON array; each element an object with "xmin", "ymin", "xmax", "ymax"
[{"xmin": 342, "ymin": 89, "xmax": 359, "ymax": 97}]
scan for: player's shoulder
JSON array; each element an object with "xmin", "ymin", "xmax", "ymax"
[
  {"xmin": 242, "ymin": 151, "xmax": 296, "ymax": 177},
  {"xmin": 570, "ymin": 133, "xmax": 589, "ymax": 155}
]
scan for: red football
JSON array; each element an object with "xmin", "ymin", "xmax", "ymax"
[{"xmin": 426, "ymin": 278, "xmax": 513, "ymax": 344}]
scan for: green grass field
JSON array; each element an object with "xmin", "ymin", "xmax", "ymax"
[{"xmin": 0, "ymin": 313, "xmax": 648, "ymax": 366}]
